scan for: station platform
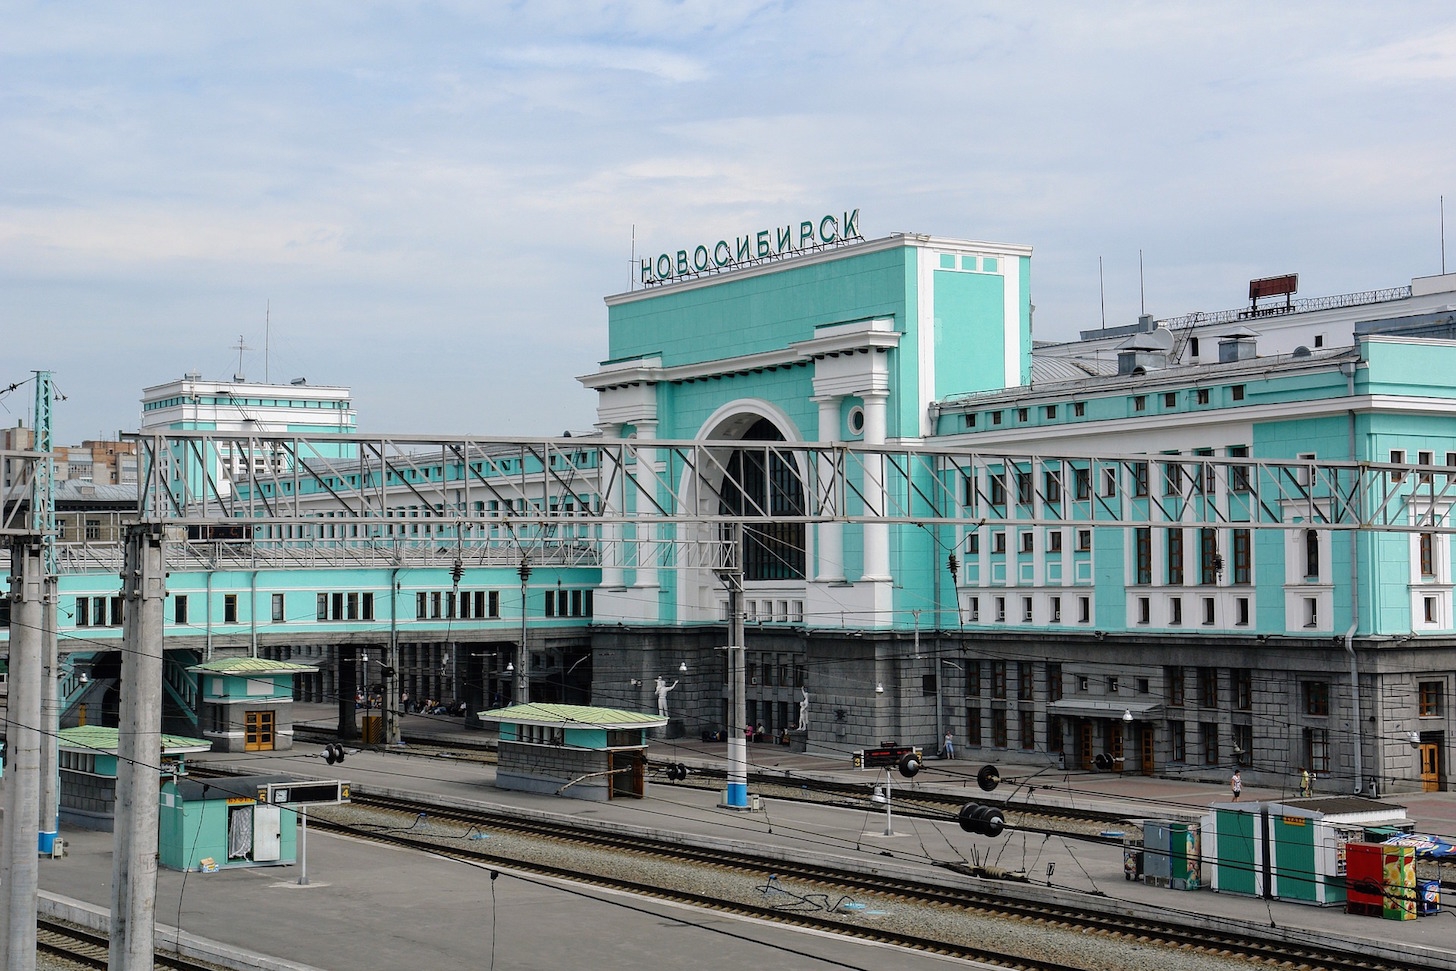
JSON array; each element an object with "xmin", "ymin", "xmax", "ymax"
[{"xmin": 26, "ymin": 704, "xmax": 1456, "ymax": 970}]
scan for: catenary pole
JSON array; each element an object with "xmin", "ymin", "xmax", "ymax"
[
  {"xmin": 721, "ymin": 522, "xmax": 748, "ymax": 809},
  {"xmin": 2, "ymin": 539, "xmax": 45, "ymax": 971},
  {"xmin": 109, "ymin": 524, "xmax": 166, "ymax": 971}
]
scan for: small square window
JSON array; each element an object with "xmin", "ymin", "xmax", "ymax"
[
  {"xmin": 1045, "ymin": 405, "xmax": 1057, "ymax": 419},
  {"xmin": 1133, "ymin": 395, "xmax": 1146, "ymax": 412},
  {"xmin": 965, "ymin": 413, "xmax": 976, "ymax": 428},
  {"xmin": 1314, "ymin": 334, "xmax": 1324, "ymax": 348},
  {"xmin": 1048, "ymin": 531, "xmax": 1063, "ymax": 552},
  {"xmin": 1196, "ymin": 389, "xmax": 1209, "ymax": 405},
  {"xmin": 992, "ymin": 531, "xmax": 1006, "ymax": 553},
  {"xmin": 967, "ymin": 533, "xmax": 980, "ymax": 554},
  {"xmin": 992, "ymin": 412, "xmax": 1003, "ymax": 425},
  {"xmin": 1164, "ymin": 392, "xmax": 1177, "ymax": 407},
  {"xmin": 1020, "ymin": 532, "xmax": 1034, "ymax": 553},
  {"xmin": 1231, "ymin": 385, "xmax": 1245, "ymax": 401},
  {"xmin": 1077, "ymin": 529, "xmax": 1092, "ymax": 551},
  {"xmin": 1137, "ymin": 677, "xmax": 1150, "ymax": 694},
  {"xmin": 1017, "ymin": 408, "xmax": 1028, "ymax": 422},
  {"xmin": 1108, "ymin": 676, "xmax": 1119, "ymax": 693},
  {"xmin": 1073, "ymin": 402, "xmax": 1086, "ymax": 417}
]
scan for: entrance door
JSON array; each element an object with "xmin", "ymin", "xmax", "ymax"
[
  {"xmin": 252, "ymin": 804, "xmax": 282, "ymax": 862},
  {"xmin": 245, "ymin": 710, "xmax": 276, "ymax": 752},
  {"xmin": 1109, "ymin": 722, "xmax": 1125, "ymax": 772},
  {"xmin": 609, "ymin": 751, "xmax": 645, "ymax": 799},
  {"xmin": 1140, "ymin": 725, "xmax": 1155, "ymax": 776},
  {"xmin": 1079, "ymin": 720, "xmax": 1094, "ymax": 770},
  {"xmin": 1420, "ymin": 742, "xmax": 1441, "ymax": 792}
]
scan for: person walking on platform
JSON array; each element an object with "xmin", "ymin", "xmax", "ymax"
[
  {"xmin": 941, "ymin": 731, "xmax": 955, "ymax": 760},
  {"xmin": 1299, "ymin": 766, "xmax": 1311, "ymax": 798},
  {"xmin": 1230, "ymin": 769, "xmax": 1242, "ymax": 801}
]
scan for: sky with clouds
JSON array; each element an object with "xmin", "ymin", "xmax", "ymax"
[{"xmin": 4, "ymin": 2, "xmax": 1453, "ymax": 443}]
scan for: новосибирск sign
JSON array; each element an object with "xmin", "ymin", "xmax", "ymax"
[{"xmin": 641, "ymin": 209, "xmax": 862, "ymax": 286}]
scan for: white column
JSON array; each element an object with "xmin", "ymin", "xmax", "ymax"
[
  {"xmin": 2, "ymin": 541, "xmax": 43, "ymax": 971},
  {"xmin": 813, "ymin": 396, "xmax": 844, "ymax": 583},
  {"xmin": 597, "ymin": 424, "xmax": 625, "ymax": 588},
  {"xmin": 633, "ymin": 421, "xmax": 659, "ymax": 593},
  {"xmin": 861, "ymin": 392, "xmax": 891, "ymax": 581}
]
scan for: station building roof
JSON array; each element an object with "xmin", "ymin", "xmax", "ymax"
[
  {"xmin": 187, "ymin": 657, "xmax": 317, "ymax": 675},
  {"xmin": 478, "ymin": 703, "xmax": 667, "ymax": 729},
  {"xmin": 58, "ymin": 725, "xmax": 212, "ymax": 755}
]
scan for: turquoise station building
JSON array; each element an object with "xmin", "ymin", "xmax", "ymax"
[{"xmin": 17, "ymin": 215, "xmax": 1456, "ymax": 796}]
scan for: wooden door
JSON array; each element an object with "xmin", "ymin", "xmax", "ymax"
[
  {"xmin": 1079, "ymin": 720, "xmax": 1094, "ymax": 769},
  {"xmin": 1109, "ymin": 722, "xmax": 1125, "ymax": 772},
  {"xmin": 1140, "ymin": 725, "xmax": 1155, "ymax": 776},
  {"xmin": 245, "ymin": 710, "xmax": 276, "ymax": 752},
  {"xmin": 1420, "ymin": 742, "xmax": 1441, "ymax": 792}
]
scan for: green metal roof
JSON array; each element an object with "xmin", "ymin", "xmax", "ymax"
[
  {"xmin": 58, "ymin": 725, "xmax": 212, "ymax": 754},
  {"xmin": 477, "ymin": 703, "xmax": 667, "ymax": 729},
  {"xmin": 187, "ymin": 657, "xmax": 317, "ymax": 675}
]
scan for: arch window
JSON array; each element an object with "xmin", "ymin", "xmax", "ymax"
[{"xmin": 718, "ymin": 418, "xmax": 806, "ymax": 581}]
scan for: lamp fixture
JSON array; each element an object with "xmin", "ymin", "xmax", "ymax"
[
  {"xmin": 505, "ymin": 662, "xmax": 515, "ymax": 674},
  {"xmin": 875, "ymin": 682, "xmax": 884, "ymax": 694},
  {"xmin": 1122, "ymin": 709, "xmax": 1134, "ymax": 723},
  {"xmin": 630, "ymin": 679, "xmax": 642, "ymax": 687},
  {"xmin": 679, "ymin": 661, "xmax": 688, "ymax": 674}
]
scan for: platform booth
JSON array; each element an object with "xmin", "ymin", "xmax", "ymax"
[
  {"xmin": 1203, "ymin": 796, "xmax": 1409, "ymax": 906},
  {"xmin": 57, "ymin": 726, "xmax": 212, "ymax": 832},
  {"xmin": 480, "ymin": 703, "xmax": 667, "ymax": 802},
  {"xmin": 159, "ymin": 773, "xmax": 299, "ymax": 872},
  {"xmin": 1141, "ymin": 821, "xmax": 1202, "ymax": 890},
  {"xmin": 189, "ymin": 657, "xmax": 316, "ymax": 754}
]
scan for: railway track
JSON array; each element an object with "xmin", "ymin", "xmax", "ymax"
[
  {"xmin": 300, "ymin": 787, "xmax": 1421, "ymax": 971},
  {"xmin": 36, "ymin": 916, "xmax": 228, "ymax": 971}
]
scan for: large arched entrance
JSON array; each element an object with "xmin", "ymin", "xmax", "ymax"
[{"xmin": 716, "ymin": 417, "xmax": 806, "ymax": 581}]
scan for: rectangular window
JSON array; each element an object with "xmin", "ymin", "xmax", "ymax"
[
  {"xmin": 1102, "ymin": 467, "xmax": 1118, "ymax": 497},
  {"xmin": 1134, "ymin": 528, "xmax": 1152, "ymax": 584},
  {"xmin": 1021, "ymin": 596, "xmax": 1033, "ymax": 622},
  {"xmin": 1167, "ymin": 528, "xmax": 1184, "ymax": 585},
  {"xmin": 1231, "ymin": 384, "xmax": 1245, "ymax": 401},
  {"xmin": 992, "ymin": 709, "xmax": 1008, "ymax": 748},
  {"xmin": 1045, "ymin": 405, "xmax": 1057, "ymax": 419},
  {"xmin": 1074, "ymin": 467, "xmax": 1091, "ymax": 500},
  {"xmin": 1203, "ymin": 597, "xmax": 1215, "ymax": 625},
  {"xmin": 223, "ymin": 594, "xmax": 238, "ymax": 624},
  {"xmin": 1164, "ymin": 392, "xmax": 1177, "ymax": 407},
  {"xmin": 489, "ymin": 591, "xmax": 501, "ymax": 617},
  {"xmin": 995, "ymin": 597, "xmax": 1006, "ymax": 622},
  {"xmin": 1019, "ymin": 710, "xmax": 1036, "ymax": 751},
  {"xmin": 1419, "ymin": 681, "xmax": 1443, "ymax": 717},
  {"xmin": 271, "ymin": 593, "xmax": 283, "ymax": 623},
  {"xmin": 967, "ymin": 595, "xmax": 979, "ymax": 622},
  {"xmin": 1050, "ymin": 595, "xmax": 1061, "ymax": 623},
  {"xmin": 415, "ymin": 591, "xmax": 427, "ymax": 620},
  {"xmin": 1017, "ymin": 407, "xmax": 1028, "ymax": 423},
  {"xmin": 1170, "ymin": 597, "xmax": 1182, "ymax": 625},
  {"xmin": 321, "ymin": 593, "xmax": 333, "ymax": 621},
  {"xmin": 332, "ymin": 592, "xmax": 345, "ymax": 620},
  {"xmin": 1138, "ymin": 597, "xmax": 1150, "ymax": 624},
  {"xmin": 966, "ymin": 708, "xmax": 982, "ymax": 746},
  {"xmin": 965, "ymin": 413, "xmax": 975, "ymax": 428},
  {"xmin": 1046, "ymin": 663, "xmax": 1063, "ymax": 702},
  {"xmin": 966, "ymin": 661, "xmax": 981, "ymax": 697},
  {"xmin": 1199, "ymin": 667, "xmax": 1218, "ymax": 707},
  {"xmin": 991, "ymin": 661, "xmax": 1007, "ymax": 699},
  {"xmin": 85, "ymin": 518, "xmax": 101, "ymax": 541},
  {"xmin": 1017, "ymin": 471, "xmax": 1032, "ymax": 504},
  {"xmin": 1073, "ymin": 402, "xmax": 1085, "ymax": 417},
  {"xmin": 1232, "ymin": 529, "xmax": 1251, "ymax": 585},
  {"xmin": 1229, "ymin": 446, "xmax": 1251, "ymax": 492},
  {"xmin": 1048, "ymin": 531, "xmax": 1063, "ymax": 552},
  {"xmin": 1078, "ymin": 596, "xmax": 1090, "ymax": 623},
  {"xmin": 1234, "ymin": 669, "xmax": 1252, "ymax": 710},
  {"xmin": 1044, "ymin": 471, "xmax": 1062, "ymax": 504},
  {"xmin": 992, "ymin": 411, "xmax": 1002, "ymax": 425},
  {"xmin": 1108, "ymin": 676, "xmax": 1119, "ymax": 693},
  {"xmin": 1420, "ymin": 533, "xmax": 1435, "ymax": 578},
  {"xmin": 967, "ymin": 533, "xmax": 980, "ymax": 554},
  {"xmin": 347, "ymin": 592, "xmax": 360, "ymax": 621},
  {"xmin": 1167, "ymin": 666, "xmax": 1185, "ymax": 706},
  {"xmin": 992, "ymin": 531, "xmax": 1006, "ymax": 553},
  {"xmin": 1170, "ymin": 721, "xmax": 1186, "ymax": 762},
  {"xmin": 1196, "ymin": 388, "xmax": 1210, "ymax": 405},
  {"xmin": 921, "ymin": 673, "xmax": 938, "ymax": 697},
  {"xmin": 1077, "ymin": 529, "xmax": 1092, "ymax": 552},
  {"xmin": 1304, "ymin": 681, "xmax": 1330, "ymax": 716},
  {"xmin": 1132, "ymin": 461, "xmax": 1149, "ymax": 497},
  {"xmin": 76, "ymin": 597, "xmax": 89, "ymax": 627},
  {"xmin": 1236, "ymin": 596, "xmax": 1250, "ymax": 626},
  {"xmin": 362, "ymin": 592, "xmax": 375, "ymax": 621},
  {"xmin": 1305, "ymin": 727, "xmax": 1330, "ymax": 773},
  {"xmin": 1018, "ymin": 661, "xmax": 1034, "ymax": 700},
  {"xmin": 1163, "ymin": 461, "xmax": 1182, "ymax": 496},
  {"xmin": 1133, "ymin": 395, "xmax": 1146, "ymax": 412},
  {"xmin": 1201, "ymin": 723, "xmax": 1220, "ymax": 765},
  {"xmin": 990, "ymin": 475, "xmax": 1006, "ymax": 506},
  {"xmin": 544, "ymin": 591, "xmax": 556, "ymax": 617},
  {"xmin": 1419, "ymin": 451, "xmax": 1434, "ymax": 483},
  {"xmin": 174, "ymin": 595, "xmax": 188, "ymax": 625},
  {"xmin": 1020, "ymin": 532, "xmax": 1034, "ymax": 553}
]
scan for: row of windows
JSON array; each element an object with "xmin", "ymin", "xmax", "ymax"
[
  {"xmin": 967, "ymin": 450, "xmax": 1255, "ymax": 509},
  {"xmin": 961, "ymin": 386, "xmax": 1248, "ymax": 430},
  {"xmin": 74, "ymin": 589, "xmax": 583, "ymax": 627}
]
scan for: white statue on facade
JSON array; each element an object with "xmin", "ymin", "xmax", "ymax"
[
  {"xmin": 654, "ymin": 676, "xmax": 678, "ymax": 718},
  {"xmin": 799, "ymin": 686, "xmax": 810, "ymax": 731}
]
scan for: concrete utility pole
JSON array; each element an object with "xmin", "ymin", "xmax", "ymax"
[
  {"xmin": 516, "ymin": 558, "xmax": 531, "ymax": 705},
  {"xmin": 2, "ymin": 540, "xmax": 45, "ymax": 971},
  {"xmin": 718, "ymin": 522, "xmax": 748, "ymax": 809},
  {"xmin": 32, "ymin": 370, "xmax": 61, "ymax": 856},
  {"xmin": 109, "ymin": 524, "xmax": 166, "ymax": 971}
]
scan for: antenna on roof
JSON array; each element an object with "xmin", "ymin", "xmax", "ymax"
[
  {"xmin": 232, "ymin": 334, "xmax": 250, "ymax": 382},
  {"xmin": 1139, "ymin": 249, "xmax": 1146, "ymax": 316},
  {"xmin": 265, "ymin": 301, "xmax": 270, "ymax": 384},
  {"xmin": 630, "ymin": 224, "xmax": 636, "ymax": 292},
  {"xmin": 1099, "ymin": 256, "xmax": 1106, "ymax": 332},
  {"xmin": 1442, "ymin": 195, "xmax": 1447, "ymax": 275}
]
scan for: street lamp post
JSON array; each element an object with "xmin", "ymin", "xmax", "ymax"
[{"xmin": 517, "ymin": 557, "xmax": 531, "ymax": 704}]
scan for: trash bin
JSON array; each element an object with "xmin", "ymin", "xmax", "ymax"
[{"xmin": 362, "ymin": 714, "xmax": 383, "ymax": 744}]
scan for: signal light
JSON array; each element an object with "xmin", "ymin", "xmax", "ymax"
[
  {"xmin": 976, "ymin": 764, "xmax": 1001, "ymax": 792},
  {"xmin": 897, "ymin": 752, "xmax": 922, "ymax": 778},
  {"xmin": 324, "ymin": 743, "xmax": 346, "ymax": 765},
  {"xmin": 958, "ymin": 802, "xmax": 1005, "ymax": 837}
]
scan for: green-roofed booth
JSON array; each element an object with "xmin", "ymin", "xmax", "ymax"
[
  {"xmin": 57, "ymin": 726, "xmax": 212, "ymax": 832},
  {"xmin": 479, "ymin": 703, "xmax": 668, "ymax": 801},
  {"xmin": 188, "ymin": 657, "xmax": 317, "ymax": 753},
  {"xmin": 159, "ymin": 774, "xmax": 300, "ymax": 872}
]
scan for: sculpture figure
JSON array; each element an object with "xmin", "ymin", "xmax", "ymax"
[
  {"xmin": 799, "ymin": 686, "xmax": 810, "ymax": 731},
  {"xmin": 654, "ymin": 676, "xmax": 678, "ymax": 718}
]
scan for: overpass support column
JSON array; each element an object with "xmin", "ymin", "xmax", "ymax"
[
  {"xmin": 812, "ymin": 395, "xmax": 844, "ymax": 583},
  {"xmin": 109, "ymin": 524, "xmax": 166, "ymax": 971},
  {"xmin": 860, "ymin": 392, "xmax": 891, "ymax": 582}
]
